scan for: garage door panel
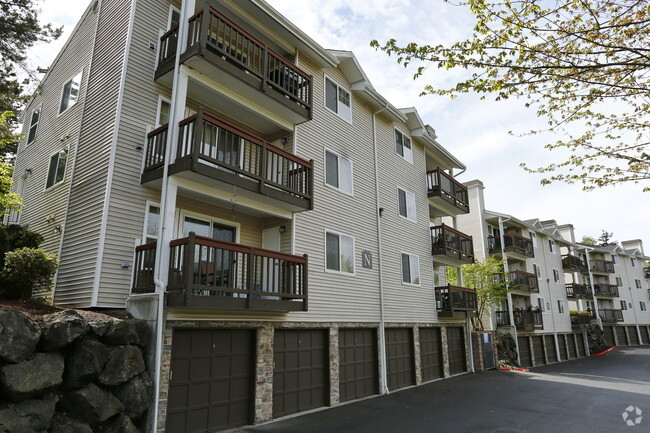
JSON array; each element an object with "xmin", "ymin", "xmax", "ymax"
[
  {"xmin": 641, "ymin": 326, "xmax": 649, "ymax": 344},
  {"xmin": 447, "ymin": 327, "xmax": 467, "ymax": 375},
  {"xmin": 544, "ymin": 335, "xmax": 557, "ymax": 363},
  {"xmin": 420, "ymin": 327, "xmax": 443, "ymax": 382},
  {"xmin": 339, "ymin": 329, "xmax": 378, "ymax": 403},
  {"xmin": 616, "ymin": 327, "xmax": 627, "ymax": 345},
  {"xmin": 386, "ymin": 328, "xmax": 415, "ymax": 390},
  {"xmin": 567, "ymin": 335, "xmax": 577, "ymax": 359},
  {"xmin": 517, "ymin": 337, "xmax": 531, "ymax": 368},
  {"xmin": 532, "ymin": 336, "xmax": 545, "ymax": 365},
  {"xmin": 628, "ymin": 326, "xmax": 639, "ymax": 345}
]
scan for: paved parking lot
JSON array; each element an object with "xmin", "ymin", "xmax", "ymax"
[{"xmin": 245, "ymin": 347, "xmax": 650, "ymax": 433}]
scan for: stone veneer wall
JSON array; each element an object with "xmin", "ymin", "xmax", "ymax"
[{"xmin": 155, "ymin": 320, "xmax": 470, "ymax": 432}]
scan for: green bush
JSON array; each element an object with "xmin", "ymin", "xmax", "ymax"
[
  {"xmin": 0, "ymin": 225, "xmax": 44, "ymax": 268},
  {"xmin": 0, "ymin": 248, "xmax": 59, "ymax": 300}
]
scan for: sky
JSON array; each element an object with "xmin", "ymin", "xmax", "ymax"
[{"xmin": 26, "ymin": 0, "xmax": 650, "ymax": 249}]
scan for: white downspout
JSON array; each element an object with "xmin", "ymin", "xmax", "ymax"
[
  {"xmin": 372, "ymin": 104, "xmax": 389, "ymax": 395},
  {"xmin": 498, "ymin": 216, "xmax": 520, "ymax": 359}
]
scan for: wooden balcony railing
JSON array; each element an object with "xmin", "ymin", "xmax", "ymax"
[
  {"xmin": 132, "ymin": 232, "xmax": 308, "ymax": 311},
  {"xmin": 599, "ymin": 308, "xmax": 624, "ymax": 323},
  {"xmin": 488, "ymin": 233, "xmax": 534, "ymax": 258},
  {"xmin": 158, "ymin": 24, "xmax": 179, "ymax": 68},
  {"xmin": 562, "ymin": 254, "xmax": 587, "ymax": 272},
  {"xmin": 508, "ymin": 270, "xmax": 539, "ymax": 293},
  {"xmin": 565, "ymin": 283, "xmax": 591, "ymax": 298},
  {"xmin": 496, "ymin": 308, "xmax": 543, "ymax": 330},
  {"xmin": 589, "ymin": 259, "xmax": 615, "ymax": 273},
  {"xmin": 644, "ymin": 267, "xmax": 650, "ymax": 279},
  {"xmin": 144, "ymin": 109, "xmax": 313, "ymax": 209},
  {"xmin": 592, "ymin": 283, "xmax": 619, "ymax": 297},
  {"xmin": 426, "ymin": 168, "xmax": 469, "ymax": 214},
  {"xmin": 430, "ymin": 224, "xmax": 474, "ymax": 264},
  {"xmin": 495, "ymin": 310, "xmax": 511, "ymax": 326},
  {"xmin": 570, "ymin": 312, "xmax": 595, "ymax": 328},
  {"xmin": 434, "ymin": 285, "xmax": 477, "ymax": 317}
]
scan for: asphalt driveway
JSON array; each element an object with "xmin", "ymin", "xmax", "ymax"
[{"xmin": 245, "ymin": 346, "xmax": 650, "ymax": 433}]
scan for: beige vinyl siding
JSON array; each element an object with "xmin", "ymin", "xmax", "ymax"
[
  {"xmin": 533, "ymin": 234, "xmax": 571, "ymax": 333},
  {"xmin": 56, "ymin": 0, "xmax": 133, "ymax": 307}
]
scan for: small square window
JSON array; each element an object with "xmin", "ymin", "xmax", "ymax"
[
  {"xmin": 324, "ymin": 77, "xmax": 351, "ymax": 122},
  {"xmin": 635, "ymin": 279, "xmax": 642, "ymax": 289},
  {"xmin": 395, "ymin": 129, "xmax": 413, "ymax": 163},
  {"xmin": 46, "ymin": 149, "xmax": 68, "ymax": 189},
  {"xmin": 553, "ymin": 269, "xmax": 560, "ymax": 283},
  {"xmin": 641, "ymin": 301, "xmax": 647, "ymax": 312},
  {"xmin": 615, "ymin": 276, "xmax": 623, "ymax": 287},
  {"xmin": 324, "ymin": 150, "xmax": 353, "ymax": 195},
  {"xmin": 631, "ymin": 257, "xmax": 637, "ymax": 267},
  {"xmin": 537, "ymin": 297, "xmax": 545, "ymax": 312},
  {"xmin": 60, "ymin": 71, "xmax": 82, "ymax": 114},
  {"xmin": 611, "ymin": 254, "xmax": 619, "ymax": 264},
  {"xmin": 145, "ymin": 204, "xmax": 161, "ymax": 244},
  {"xmin": 397, "ymin": 187, "xmax": 416, "ymax": 222},
  {"xmin": 529, "ymin": 232, "xmax": 537, "ymax": 248},
  {"xmin": 27, "ymin": 106, "xmax": 41, "ymax": 145},
  {"xmin": 557, "ymin": 300, "xmax": 565, "ymax": 314},
  {"xmin": 532, "ymin": 263, "xmax": 541, "ymax": 277},
  {"xmin": 548, "ymin": 239, "xmax": 555, "ymax": 253},
  {"xmin": 401, "ymin": 252, "xmax": 420, "ymax": 285},
  {"xmin": 325, "ymin": 230, "xmax": 354, "ymax": 274}
]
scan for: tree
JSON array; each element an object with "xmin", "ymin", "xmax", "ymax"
[
  {"xmin": 447, "ymin": 257, "xmax": 508, "ymax": 330},
  {"xmin": 0, "ymin": 112, "xmax": 22, "ymax": 215},
  {"xmin": 597, "ymin": 230, "xmax": 617, "ymax": 247},
  {"xmin": 580, "ymin": 235, "xmax": 597, "ymax": 246},
  {"xmin": 371, "ymin": 1, "xmax": 650, "ymax": 191}
]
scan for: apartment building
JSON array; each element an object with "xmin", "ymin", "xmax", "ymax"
[{"xmin": 10, "ymin": 0, "xmax": 479, "ymax": 431}]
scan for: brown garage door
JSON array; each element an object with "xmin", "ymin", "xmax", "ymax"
[
  {"xmin": 517, "ymin": 337, "xmax": 531, "ymax": 368},
  {"xmin": 627, "ymin": 326, "xmax": 640, "ymax": 345},
  {"xmin": 567, "ymin": 334, "xmax": 577, "ymax": 359},
  {"xmin": 557, "ymin": 334, "xmax": 567, "ymax": 361},
  {"xmin": 603, "ymin": 326, "xmax": 615, "ymax": 347},
  {"xmin": 273, "ymin": 329, "xmax": 328, "ymax": 418},
  {"xmin": 615, "ymin": 326, "xmax": 628, "ymax": 346},
  {"xmin": 420, "ymin": 328, "xmax": 444, "ymax": 382},
  {"xmin": 447, "ymin": 327, "xmax": 467, "ymax": 375},
  {"xmin": 544, "ymin": 335, "xmax": 557, "ymax": 363},
  {"xmin": 531, "ymin": 336, "xmax": 545, "ymax": 365},
  {"xmin": 576, "ymin": 334, "xmax": 586, "ymax": 357},
  {"xmin": 386, "ymin": 328, "xmax": 415, "ymax": 390},
  {"xmin": 339, "ymin": 329, "xmax": 378, "ymax": 402},
  {"xmin": 641, "ymin": 326, "xmax": 650, "ymax": 345},
  {"xmin": 166, "ymin": 329, "xmax": 254, "ymax": 433}
]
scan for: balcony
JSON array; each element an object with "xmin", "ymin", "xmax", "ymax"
[
  {"xmin": 598, "ymin": 309, "xmax": 624, "ymax": 323},
  {"xmin": 570, "ymin": 312, "xmax": 596, "ymax": 329},
  {"xmin": 434, "ymin": 285, "xmax": 477, "ymax": 319},
  {"xmin": 495, "ymin": 308, "xmax": 543, "ymax": 331},
  {"xmin": 426, "ymin": 168, "xmax": 469, "ymax": 216},
  {"xmin": 132, "ymin": 233, "xmax": 308, "ymax": 311},
  {"xmin": 644, "ymin": 267, "xmax": 650, "ymax": 279},
  {"xmin": 508, "ymin": 270, "xmax": 539, "ymax": 293},
  {"xmin": 156, "ymin": 4, "xmax": 312, "ymax": 123},
  {"xmin": 430, "ymin": 224, "xmax": 474, "ymax": 265},
  {"xmin": 565, "ymin": 283, "xmax": 591, "ymax": 299},
  {"xmin": 592, "ymin": 283, "xmax": 619, "ymax": 297},
  {"xmin": 142, "ymin": 109, "xmax": 313, "ymax": 211},
  {"xmin": 589, "ymin": 259, "xmax": 615, "ymax": 274},
  {"xmin": 562, "ymin": 254, "xmax": 587, "ymax": 272},
  {"xmin": 488, "ymin": 233, "xmax": 534, "ymax": 259}
]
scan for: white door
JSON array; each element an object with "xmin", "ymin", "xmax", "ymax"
[{"xmin": 262, "ymin": 227, "xmax": 281, "ymax": 297}]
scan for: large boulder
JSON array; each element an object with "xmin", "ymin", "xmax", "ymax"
[
  {"xmin": 496, "ymin": 332, "xmax": 519, "ymax": 366},
  {"xmin": 98, "ymin": 346, "xmax": 145, "ymax": 386},
  {"xmin": 97, "ymin": 414, "xmax": 139, "ymax": 433},
  {"xmin": 112, "ymin": 372, "xmax": 153, "ymax": 420},
  {"xmin": 63, "ymin": 339, "xmax": 109, "ymax": 389},
  {"xmin": 51, "ymin": 424, "xmax": 93, "ymax": 433},
  {"xmin": 61, "ymin": 383, "xmax": 123, "ymax": 426},
  {"xmin": 0, "ymin": 395, "xmax": 57, "ymax": 433},
  {"xmin": 0, "ymin": 309, "xmax": 41, "ymax": 363},
  {"xmin": 102, "ymin": 319, "xmax": 149, "ymax": 347},
  {"xmin": 39, "ymin": 310, "xmax": 89, "ymax": 351},
  {"xmin": 0, "ymin": 353, "xmax": 64, "ymax": 401}
]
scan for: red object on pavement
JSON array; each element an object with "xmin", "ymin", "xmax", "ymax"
[{"xmin": 591, "ymin": 346, "xmax": 616, "ymax": 356}]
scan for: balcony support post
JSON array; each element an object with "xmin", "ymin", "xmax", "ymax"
[
  {"xmin": 191, "ymin": 108, "xmax": 204, "ymax": 171},
  {"xmin": 197, "ymin": 3, "xmax": 210, "ymax": 56},
  {"xmin": 184, "ymin": 232, "xmax": 196, "ymax": 307},
  {"xmin": 246, "ymin": 248, "xmax": 254, "ymax": 309},
  {"xmin": 303, "ymin": 254, "xmax": 309, "ymax": 312}
]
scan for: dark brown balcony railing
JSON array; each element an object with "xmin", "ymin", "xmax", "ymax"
[
  {"xmin": 562, "ymin": 254, "xmax": 587, "ymax": 272},
  {"xmin": 144, "ymin": 109, "xmax": 313, "ymax": 209},
  {"xmin": 430, "ymin": 224, "xmax": 474, "ymax": 264},
  {"xmin": 565, "ymin": 283, "xmax": 591, "ymax": 298},
  {"xmin": 496, "ymin": 308, "xmax": 543, "ymax": 330},
  {"xmin": 592, "ymin": 283, "xmax": 619, "ymax": 297},
  {"xmin": 434, "ymin": 285, "xmax": 477, "ymax": 317},
  {"xmin": 570, "ymin": 312, "xmax": 595, "ymax": 328},
  {"xmin": 508, "ymin": 270, "xmax": 539, "ymax": 293},
  {"xmin": 158, "ymin": 24, "xmax": 179, "ymax": 67},
  {"xmin": 495, "ymin": 310, "xmax": 510, "ymax": 326},
  {"xmin": 589, "ymin": 259, "xmax": 615, "ymax": 273},
  {"xmin": 132, "ymin": 233, "xmax": 308, "ymax": 311},
  {"xmin": 644, "ymin": 267, "xmax": 650, "ymax": 279},
  {"xmin": 488, "ymin": 233, "xmax": 534, "ymax": 258},
  {"xmin": 599, "ymin": 309, "xmax": 624, "ymax": 323},
  {"xmin": 426, "ymin": 168, "xmax": 469, "ymax": 214}
]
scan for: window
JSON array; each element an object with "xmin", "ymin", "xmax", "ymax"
[
  {"xmin": 324, "ymin": 77, "xmax": 351, "ymax": 122},
  {"xmin": 557, "ymin": 300, "xmax": 565, "ymax": 314},
  {"xmin": 611, "ymin": 254, "xmax": 619, "ymax": 264},
  {"xmin": 615, "ymin": 276, "xmax": 623, "ymax": 287},
  {"xmin": 641, "ymin": 301, "xmax": 647, "ymax": 312},
  {"xmin": 553, "ymin": 269, "xmax": 560, "ymax": 283},
  {"xmin": 635, "ymin": 279, "xmax": 642, "ymax": 289},
  {"xmin": 397, "ymin": 187, "xmax": 416, "ymax": 222},
  {"xmin": 532, "ymin": 263, "xmax": 541, "ymax": 277},
  {"xmin": 324, "ymin": 150, "xmax": 353, "ymax": 195},
  {"xmin": 325, "ymin": 230, "xmax": 354, "ymax": 274},
  {"xmin": 168, "ymin": 5, "xmax": 180, "ymax": 28},
  {"xmin": 46, "ymin": 149, "xmax": 68, "ymax": 188},
  {"xmin": 620, "ymin": 300, "xmax": 628, "ymax": 310},
  {"xmin": 631, "ymin": 257, "xmax": 637, "ymax": 267},
  {"xmin": 59, "ymin": 71, "xmax": 82, "ymax": 114},
  {"xmin": 401, "ymin": 252, "xmax": 420, "ymax": 285},
  {"xmin": 157, "ymin": 97, "xmax": 170, "ymax": 126},
  {"xmin": 394, "ymin": 129, "xmax": 413, "ymax": 163},
  {"xmin": 537, "ymin": 297, "xmax": 546, "ymax": 312},
  {"xmin": 548, "ymin": 239, "xmax": 555, "ymax": 253},
  {"xmin": 144, "ymin": 204, "xmax": 161, "ymax": 244},
  {"xmin": 27, "ymin": 106, "xmax": 41, "ymax": 145},
  {"xmin": 529, "ymin": 231, "xmax": 537, "ymax": 248}
]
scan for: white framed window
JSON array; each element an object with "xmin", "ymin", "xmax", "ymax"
[
  {"xmin": 324, "ymin": 149, "xmax": 353, "ymax": 195},
  {"xmin": 156, "ymin": 96, "xmax": 171, "ymax": 126},
  {"xmin": 631, "ymin": 257, "xmax": 637, "ymax": 267},
  {"xmin": 620, "ymin": 299, "xmax": 628, "ymax": 310},
  {"xmin": 615, "ymin": 276, "xmax": 623, "ymax": 287},
  {"xmin": 401, "ymin": 252, "xmax": 420, "ymax": 285},
  {"xmin": 394, "ymin": 128, "xmax": 413, "ymax": 163},
  {"xmin": 59, "ymin": 71, "xmax": 83, "ymax": 114},
  {"xmin": 532, "ymin": 263, "xmax": 541, "ymax": 277},
  {"xmin": 548, "ymin": 239, "xmax": 556, "ymax": 253},
  {"xmin": 553, "ymin": 269, "xmax": 560, "ymax": 283},
  {"xmin": 143, "ymin": 202, "xmax": 161, "ymax": 244},
  {"xmin": 397, "ymin": 187, "xmax": 416, "ymax": 222},
  {"xmin": 324, "ymin": 76, "xmax": 351, "ymax": 122},
  {"xmin": 45, "ymin": 148, "xmax": 68, "ymax": 189},
  {"xmin": 557, "ymin": 299, "xmax": 565, "ymax": 314},
  {"xmin": 168, "ymin": 5, "xmax": 180, "ymax": 28},
  {"xmin": 325, "ymin": 230, "xmax": 355, "ymax": 275},
  {"xmin": 635, "ymin": 279, "xmax": 642, "ymax": 289},
  {"xmin": 611, "ymin": 254, "xmax": 619, "ymax": 264},
  {"xmin": 27, "ymin": 105, "xmax": 41, "ymax": 145},
  {"xmin": 641, "ymin": 301, "xmax": 647, "ymax": 312},
  {"xmin": 537, "ymin": 296, "xmax": 546, "ymax": 313},
  {"xmin": 529, "ymin": 231, "xmax": 537, "ymax": 248}
]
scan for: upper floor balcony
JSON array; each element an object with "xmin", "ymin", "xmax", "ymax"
[
  {"xmin": 434, "ymin": 285, "xmax": 477, "ymax": 319},
  {"xmin": 496, "ymin": 308, "xmax": 543, "ymax": 331},
  {"xmin": 142, "ymin": 109, "xmax": 313, "ymax": 211},
  {"xmin": 132, "ymin": 232, "xmax": 308, "ymax": 311},
  {"xmin": 588, "ymin": 259, "xmax": 615, "ymax": 274},
  {"xmin": 644, "ymin": 267, "xmax": 650, "ymax": 279},
  {"xmin": 488, "ymin": 233, "xmax": 534, "ymax": 259},
  {"xmin": 430, "ymin": 224, "xmax": 474, "ymax": 265},
  {"xmin": 426, "ymin": 168, "xmax": 469, "ymax": 216},
  {"xmin": 508, "ymin": 270, "xmax": 539, "ymax": 293},
  {"xmin": 562, "ymin": 254, "xmax": 587, "ymax": 273},
  {"xmin": 570, "ymin": 312, "xmax": 596, "ymax": 329},
  {"xmin": 565, "ymin": 283, "xmax": 591, "ymax": 299},
  {"xmin": 592, "ymin": 283, "xmax": 619, "ymax": 297},
  {"xmin": 156, "ymin": 3, "xmax": 313, "ymax": 124},
  {"xmin": 598, "ymin": 308, "xmax": 624, "ymax": 323}
]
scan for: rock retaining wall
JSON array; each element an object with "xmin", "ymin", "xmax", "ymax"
[{"xmin": 0, "ymin": 308, "xmax": 152, "ymax": 433}]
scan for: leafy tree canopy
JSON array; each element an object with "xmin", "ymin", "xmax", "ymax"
[
  {"xmin": 0, "ymin": 112, "xmax": 21, "ymax": 213},
  {"xmin": 371, "ymin": 0, "xmax": 650, "ymax": 191},
  {"xmin": 580, "ymin": 235, "xmax": 597, "ymax": 246}
]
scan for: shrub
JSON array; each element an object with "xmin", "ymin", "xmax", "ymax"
[
  {"xmin": 0, "ymin": 248, "xmax": 59, "ymax": 300},
  {"xmin": 0, "ymin": 225, "xmax": 44, "ymax": 268}
]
